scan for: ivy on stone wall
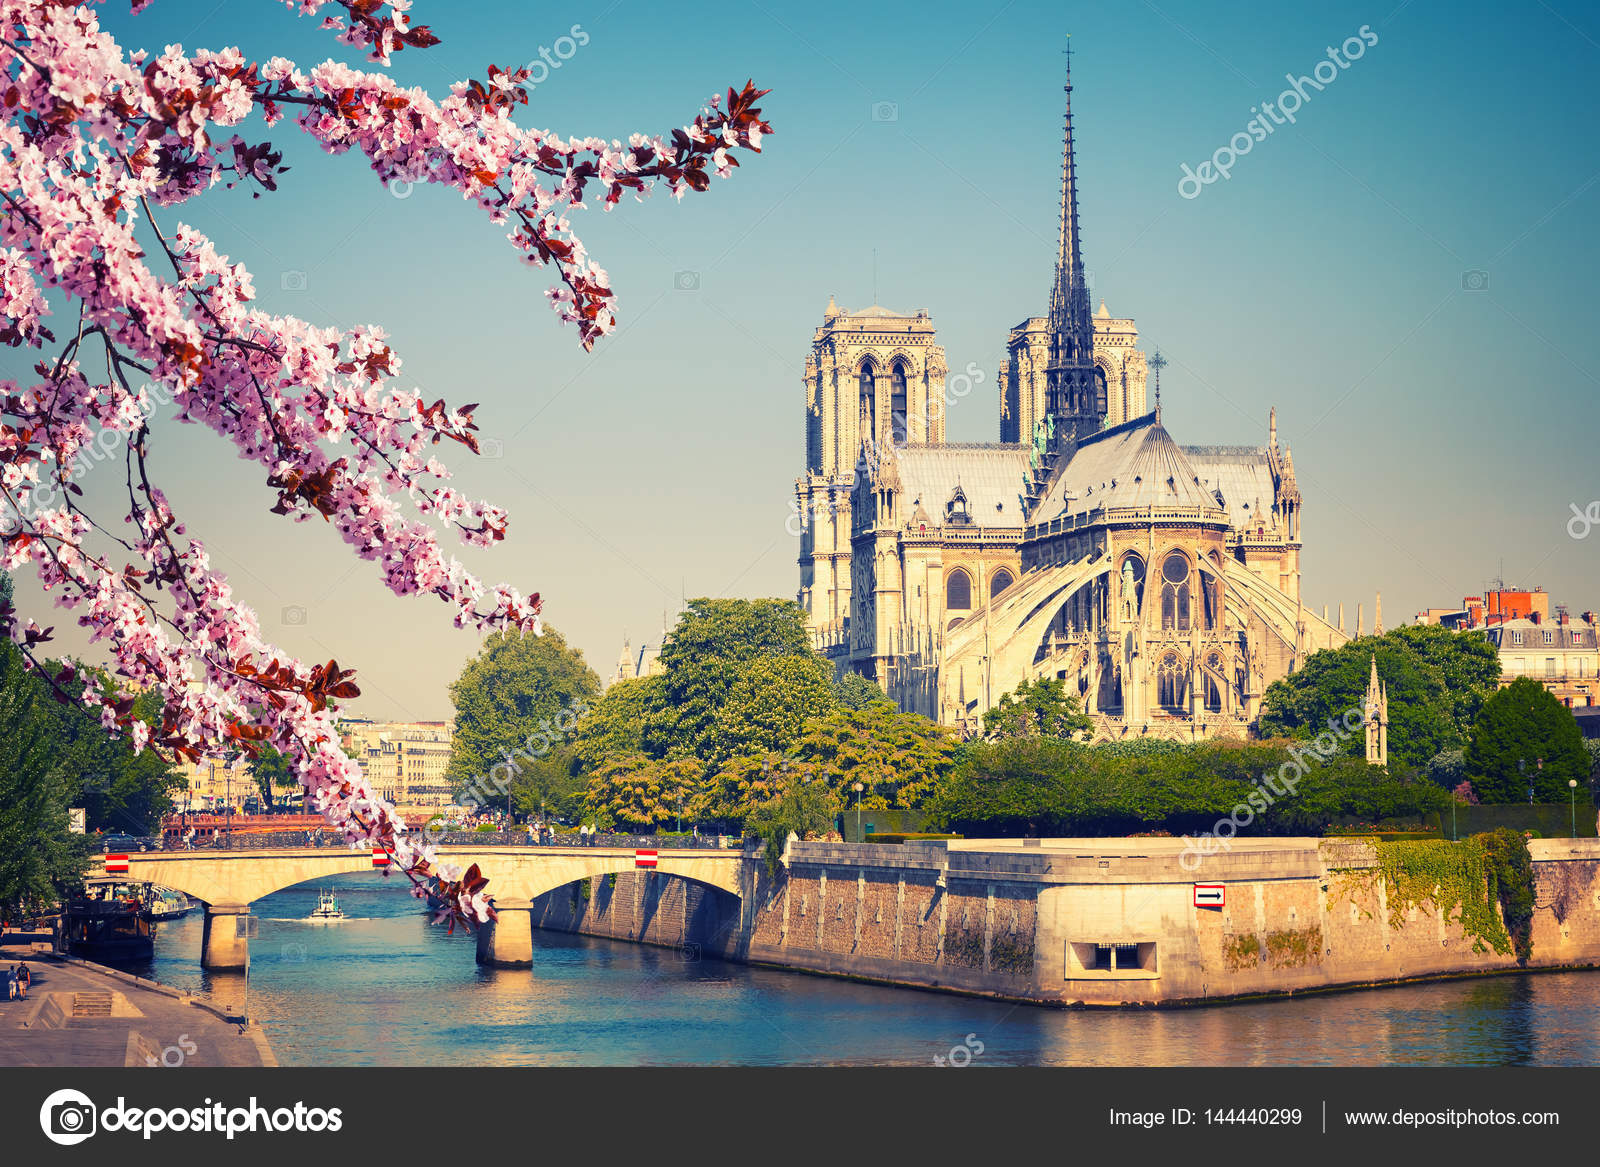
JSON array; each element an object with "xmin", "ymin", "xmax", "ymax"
[
  {"xmin": 1352, "ymin": 832, "xmax": 1535, "ymax": 961},
  {"xmin": 1478, "ymin": 829, "xmax": 1534, "ymax": 963}
]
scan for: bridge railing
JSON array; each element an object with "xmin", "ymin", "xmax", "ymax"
[
  {"xmin": 440, "ymin": 832, "xmax": 747, "ymax": 849},
  {"xmin": 109, "ymin": 831, "xmax": 752, "ymax": 852}
]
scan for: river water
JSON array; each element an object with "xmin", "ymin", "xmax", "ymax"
[{"xmin": 130, "ymin": 874, "xmax": 1600, "ymax": 1067}]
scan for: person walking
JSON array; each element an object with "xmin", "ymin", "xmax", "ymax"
[{"xmin": 15, "ymin": 961, "xmax": 30, "ymax": 1000}]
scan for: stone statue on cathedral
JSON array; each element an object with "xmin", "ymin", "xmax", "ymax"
[{"xmin": 1120, "ymin": 559, "xmax": 1139, "ymax": 621}]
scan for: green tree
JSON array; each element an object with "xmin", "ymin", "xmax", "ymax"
[
  {"xmin": 248, "ymin": 746, "xmax": 302, "ymax": 811},
  {"xmin": 648, "ymin": 598, "xmax": 814, "ymax": 761},
  {"xmin": 509, "ymin": 744, "xmax": 586, "ymax": 821},
  {"xmin": 925, "ymin": 736, "xmax": 1086, "ymax": 836},
  {"xmin": 694, "ymin": 751, "xmax": 797, "ymax": 827},
  {"xmin": 447, "ymin": 626, "xmax": 600, "ymax": 795},
  {"xmin": 1394, "ymin": 624, "xmax": 1502, "ymax": 731},
  {"xmin": 926, "ymin": 737, "xmax": 1446, "ymax": 837},
  {"xmin": 0, "ymin": 625, "xmax": 91, "ymax": 919},
  {"xmin": 572, "ymin": 674, "xmax": 665, "ymax": 773},
  {"xmin": 1259, "ymin": 626, "xmax": 1500, "ymax": 772},
  {"xmin": 744, "ymin": 776, "xmax": 842, "ymax": 875},
  {"xmin": 584, "ymin": 755, "xmax": 701, "ymax": 830},
  {"xmin": 833, "ymin": 672, "xmax": 885, "ymax": 711},
  {"xmin": 49, "ymin": 672, "xmax": 180, "ymax": 833},
  {"xmin": 705, "ymin": 653, "xmax": 835, "ymax": 770},
  {"xmin": 1425, "ymin": 748, "xmax": 1466, "ymax": 791},
  {"xmin": 1465, "ymin": 676, "xmax": 1589, "ymax": 802},
  {"xmin": 982, "ymin": 677, "xmax": 1093, "ymax": 741},
  {"xmin": 792, "ymin": 701, "xmax": 957, "ymax": 810}
]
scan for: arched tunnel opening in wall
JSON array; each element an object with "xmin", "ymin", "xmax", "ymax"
[{"xmin": 525, "ymin": 869, "xmax": 745, "ymax": 960}]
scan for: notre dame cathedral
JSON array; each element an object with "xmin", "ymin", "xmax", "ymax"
[{"xmin": 794, "ymin": 55, "xmax": 1347, "ymax": 741}]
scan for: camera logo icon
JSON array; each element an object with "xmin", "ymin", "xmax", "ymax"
[
  {"xmin": 871, "ymin": 101, "xmax": 899, "ymax": 122},
  {"xmin": 673, "ymin": 270, "xmax": 700, "ymax": 291},
  {"xmin": 281, "ymin": 270, "xmax": 308, "ymax": 292},
  {"xmin": 40, "ymin": 1088, "xmax": 98, "ymax": 1145},
  {"xmin": 281, "ymin": 605, "xmax": 308, "ymax": 626},
  {"xmin": 480, "ymin": 437, "xmax": 505, "ymax": 459},
  {"xmin": 282, "ymin": 942, "xmax": 309, "ymax": 963},
  {"xmin": 1461, "ymin": 269, "xmax": 1489, "ymax": 291}
]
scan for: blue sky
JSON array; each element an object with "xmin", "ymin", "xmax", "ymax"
[{"xmin": 8, "ymin": 0, "xmax": 1599, "ymax": 718}]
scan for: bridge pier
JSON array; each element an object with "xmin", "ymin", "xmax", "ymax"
[
  {"xmin": 475, "ymin": 898, "xmax": 534, "ymax": 968},
  {"xmin": 201, "ymin": 903, "xmax": 252, "ymax": 970}
]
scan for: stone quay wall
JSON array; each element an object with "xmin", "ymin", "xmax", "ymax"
[{"xmin": 527, "ymin": 838, "xmax": 1600, "ymax": 1007}]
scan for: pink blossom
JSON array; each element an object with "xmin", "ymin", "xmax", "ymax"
[{"xmin": 0, "ymin": 0, "xmax": 770, "ymax": 929}]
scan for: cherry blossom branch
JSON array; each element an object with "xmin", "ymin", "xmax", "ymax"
[{"xmin": 0, "ymin": 0, "xmax": 772, "ymax": 927}]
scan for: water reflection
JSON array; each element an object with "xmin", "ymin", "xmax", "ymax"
[{"xmin": 139, "ymin": 876, "xmax": 1600, "ymax": 1067}]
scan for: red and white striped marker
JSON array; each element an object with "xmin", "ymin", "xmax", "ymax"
[
  {"xmin": 371, "ymin": 846, "xmax": 392, "ymax": 868},
  {"xmin": 634, "ymin": 849, "xmax": 658, "ymax": 868},
  {"xmin": 104, "ymin": 853, "xmax": 129, "ymax": 874}
]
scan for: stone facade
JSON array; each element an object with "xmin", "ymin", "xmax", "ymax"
[
  {"xmin": 524, "ymin": 837, "xmax": 1600, "ymax": 1008},
  {"xmin": 793, "ymin": 61, "xmax": 1344, "ymax": 742}
]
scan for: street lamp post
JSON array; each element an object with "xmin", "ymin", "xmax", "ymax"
[
  {"xmin": 1571, "ymin": 779, "xmax": 1580, "ymax": 838},
  {"xmin": 852, "ymin": 781, "xmax": 864, "ymax": 842}
]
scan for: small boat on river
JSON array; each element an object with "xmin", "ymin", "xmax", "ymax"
[{"xmin": 304, "ymin": 889, "xmax": 346, "ymax": 923}]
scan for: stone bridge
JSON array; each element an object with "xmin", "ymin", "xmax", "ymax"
[{"xmin": 122, "ymin": 845, "xmax": 749, "ymax": 969}]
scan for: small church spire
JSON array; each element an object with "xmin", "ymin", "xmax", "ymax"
[
  {"xmin": 1365, "ymin": 655, "xmax": 1389, "ymax": 767},
  {"xmin": 1375, "ymin": 591, "xmax": 1383, "ymax": 636}
]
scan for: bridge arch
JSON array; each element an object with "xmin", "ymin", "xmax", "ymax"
[{"xmin": 124, "ymin": 846, "xmax": 747, "ymax": 970}]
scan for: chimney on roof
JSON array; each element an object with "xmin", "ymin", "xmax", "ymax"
[
  {"xmin": 1559, "ymin": 607, "xmax": 1570, "ymax": 625},
  {"xmin": 1583, "ymin": 611, "xmax": 1598, "ymax": 626}
]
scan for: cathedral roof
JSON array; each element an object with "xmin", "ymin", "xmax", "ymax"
[
  {"xmin": 1181, "ymin": 445, "xmax": 1278, "ymax": 528},
  {"xmin": 834, "ymin": 303, "xmax": 920, "ymax": 320},
  {"xmin": 1033, "ymin": 413, "xmax": 1222, "ymax": 521},
  {"xmin": 892, "ymin": 444, "xmax": 1031, "ymax": 527}
]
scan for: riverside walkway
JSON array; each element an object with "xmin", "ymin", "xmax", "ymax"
[{"xmin": 0, "ymin": 933, "xmax": 275, "ymax": 1067}]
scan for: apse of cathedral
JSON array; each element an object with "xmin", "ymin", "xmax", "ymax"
[{"xmin": 794, "ymin": 54, "xmax": 1348, "ymax": 741}]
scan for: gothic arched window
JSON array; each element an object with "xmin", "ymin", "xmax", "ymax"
[
  {"xmin": 946, "ymin": 569, "xmax": 972, "ymax": 611},
  {"xmin": 1158, "ymin": 652, "xmax": 1187, "ymax": 712},
  {"xmin": 858, "ymin": 366, "xmax": 876, "ymax": 447},
  {"xmin": 1202, "ymin": 572, "xmax": 1221, "ymax": 629},
  {"xmin": 991, "ymin": 569, "xmax": 1015, "ymax": 600},
  {"xmin": 890, "ymin": 363, "xmax": 909, "ymax": 445},
  {"xmin": 1160, "ymin": 552, "xmax": 1191, "ymax": 632}
]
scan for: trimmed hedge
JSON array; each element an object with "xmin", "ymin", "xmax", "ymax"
[{"xmin": 864, "ymin": 833, "xmax": 961, "ymax": 845}]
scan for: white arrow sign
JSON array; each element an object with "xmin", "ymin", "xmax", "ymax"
[{"xmin": 1193, "ymin": 883, "xmax": 1225, "ymax": 908}]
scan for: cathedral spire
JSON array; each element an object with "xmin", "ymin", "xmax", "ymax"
[{"xmin": 1043, "ymin": 36, "xmax": 1104, "ymax": 460}]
